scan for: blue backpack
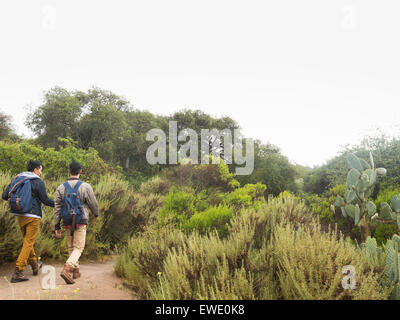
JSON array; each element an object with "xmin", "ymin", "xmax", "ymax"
[
  {"xmin": 8, "ymin": 176, "xmax": 38, "ymax": 213},
  {"xmin": 60, "ymin": 181, "xmax": 84, "ymax": 230}
]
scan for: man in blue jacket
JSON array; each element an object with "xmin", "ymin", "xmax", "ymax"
[{"xmin": 2, "ymin": 160, "xmax": 55, "ymax": 282}]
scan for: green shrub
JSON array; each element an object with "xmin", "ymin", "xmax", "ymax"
[
  {"xmin": 303, "ymin": 184, "xmax": 347, "ymax": 222},
  {"xmin": 278, "ymin": 190, "xmax": 300, "ymax": 200},
  {"xmin": 163, "ymin": 161, "xmax": 240, "ymax": 194},
  {"xmin": 272, "ymin": 221, "xmax": 390, "ymax": 299},
  {"xmin": 303, "ymin": 184, "xmax": 359, "ymax": 240},
  {"xmin": 0, "ymin": 138, "xmax": 116, "ymax": 184},
  {"xmin": 144, "ymin": 194, "xmax": 389, "ymax": 300},
  {"xmin": 0, "ymin": 171, "xmax": 24, "ymax": 263},
  {"xmin": 374, "ymin": 224, "xmax": 400, "ymax": 246},
  {"xmin": 158, "ymin": 182, "xmax": 268, "ymax": 236},
  {"xmin": 115, "ymin": 193, "xmax": 317, "ymax": 300},
  {"xmin": 132, "ymin": 193, "xmax": 163, "ymax": 229},
  {"xmin": 114, "ymin": 226, "xmax": 187, "ymax": 297},
  {"xmin": 95, "ymin": 174, "xmax": 133, "ymax": 245},
  {"xmin": 34, "ymin": 234, "xmax": 62, "ymax": 260},
  {"xmin": 139, "ymin": 176, "xmax": 171, "ymax": 196},
  {"xmin": 0, "ymin": 177, "xmax": 23, "ymax": 264},
  {"xmin": 374, "ymin": 187, "xmax": 400, "ymax": 211},
  {"xmin": 303, "ymin": 194, "xmax": 333, "ymax": 222},
  {"xmin": 192, "ymin": 189, "xmax": 211, "ymax": 212},
  {"xmin": 223, "ymin": 183, "xmax": 266, "ymax": 211},
  {"xmin": 356, "ymin": 187, "xmax": 400, "ymax": 245},
  {"xmin": 158, "ymin": 188, "xmax": 197, "ymax": 227},
  {"xmin": 229, "ymin": 193, "xmax": 314, "ymax": 250},
  {"xmin": 117, "ymin": 192, "xmax": 390, "ymax": 300},
  {"xmin": 193, "ymin": 188, "xmax": 226, "ymax": 211},
  {"xmin": 183, "ymin": 205, "xmax": 233, "ymax": 237},
  {"xmin": 147, "ymin": 229, "xmax": 258, "ymax": 300}
]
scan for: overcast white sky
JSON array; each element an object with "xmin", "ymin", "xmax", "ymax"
[{"xmin": 1, "ymin": 0, "xmax": 400, "ymax": 167}]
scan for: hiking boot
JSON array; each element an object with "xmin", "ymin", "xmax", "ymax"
[
  {"xmin": 60, "ymin": 264, "xmax": 75, "ymax": 284},
  {"xmin": 10, "ymin": 267, "xmax": 29, "ymax": 283},
  {"xmin": 73, "ymin": 268, "xmax": 81, "ymax": 279},
  {"xmin": 30, "ymin": 260, "xmax": 43, "ymax": 276}
]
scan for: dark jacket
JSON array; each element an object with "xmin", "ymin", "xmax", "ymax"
[{"xmin": 2, "ymin": 171, "xmax": 54, "ymax": 219}]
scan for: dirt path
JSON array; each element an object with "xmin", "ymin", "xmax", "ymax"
[{"xmin": 0, "ymin": 258, "xmax": 136, "ymax": 300}]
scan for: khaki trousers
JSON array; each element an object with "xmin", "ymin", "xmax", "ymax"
[
  {"xmin": 16, "ymin": 216, "xmax": 40, "ymax": 271},
  {"xmin": 66, "ymin": 225, "xmax": 87, "ymax": 269}
]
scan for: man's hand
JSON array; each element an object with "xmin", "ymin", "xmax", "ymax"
[{"xmin": 55, "ymin": 230, "xmax": 62, "ymax": 239}]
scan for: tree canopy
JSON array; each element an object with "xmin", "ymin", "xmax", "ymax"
[
  {"xmin": 22, "ymin": 87, "xmax": 301, "ymax": 194},
  {"xmin": 0, "ymin": 111, "xmax": 18, "ymax": 141}
]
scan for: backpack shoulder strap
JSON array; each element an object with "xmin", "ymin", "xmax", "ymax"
[
  {"xmin": 8, "ymin": 177, "xmax": 29, "ymax": 196},
  {"xmin": 63, "ymin": 181, "xmax": 74, "ymax": 194},
  {"xmin": 72, "ymin": 180, "xmax": 83, "ymax": 193}
]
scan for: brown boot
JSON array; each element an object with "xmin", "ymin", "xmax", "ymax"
[
  {"xmin": 60, "ymin": 264, "xmax": 75, "ymax": 284},
  {"xmin": 73, "ymin": 268, "xmax": 81, "ymax": 279},
  {"xmin": 11, "ymin": 267, "xmax": 29, "ymax": 283},
  {"xmin": 30, "ymin": 260, "xmax": 43, "ymax": 276}
]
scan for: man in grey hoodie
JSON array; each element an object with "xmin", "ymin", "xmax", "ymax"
[{"xmin": 2, "ymin": 160, "xmax": 55, "ymax": 282}]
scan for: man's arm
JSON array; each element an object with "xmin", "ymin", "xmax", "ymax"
[
  {"xmin": 85, "ymin": 184, "xmax": 99, "ymax": 217},
  {"xmin": 37, "ymin": 180, "xmax": 55, "ymax": 207},
  {"xmin": 54, "ymin": 187, "xmax": 63, "ymax": 230}
]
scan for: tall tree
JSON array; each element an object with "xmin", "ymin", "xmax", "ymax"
[
  {"xmin": 0, "ymin": 111, "xmax": 18, "ymax": 141},
  {"xmin": 25, "ymin": 87, "xmax": 84, "ymax": 147},
  {"xmin": 169, "ymin": 109, "xmax": 240, "ymax": 163},
  {"xmin": 236, "ymin": 140, "xmax": 298, "ymax": 196}
]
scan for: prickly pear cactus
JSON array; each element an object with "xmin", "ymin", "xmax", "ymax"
[
  {"xmin": 365, "ymin": 236, "xmax": 382, "ymax": 266},
  {"xmin": 332, "ymin": 152, "xmax": 398, "ymax": 241},
  {"xmin": 384, "ymin": 236, "xmax": 400, "ymax": 300}
]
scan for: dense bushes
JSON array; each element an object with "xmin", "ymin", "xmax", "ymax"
[
  {"xmin": 96, "ymin": 174, "xmax": 164, "ymax": 247},
  {"xmin": 369, "ymin": 187, "xmax": 400, "ymax": 244},
  {"xmin": 139, "ymin": 176, "xmax": 171, "ymax": 196},
  {"xmin": 273, "ymin": 222, "xmax": 389, "ymax": 299},
  {"xmin": 114, "ymin": 226, "xmax": 188, "ymax": 298},
  {"xmin": 374, "ymin": 224, "xmax": 399, "ymax": 246},
  {"xmin": 0, "ymin": 172, "xmax": 23, "ymax": 264},
  {"xmin": 302, "ymin": 184, "xmax": 358, "ymax": 240},
  {"xmin": 302, "ymin": 181, "xmax": 400, "ymax": 245},
  {"xmin": 158, "ymin": 188, "xmax": 197, "ymax": 228},
  {"xmin": 115, "ymin": 194, "xmax": 390, "ymax": 299},
  {"xmin": 222, "ymin": 182, "xmax": 266, "ymax": 211},
  {"xmin": 163, "ymin": 161, "xmax": 240, "ymax": 194},
  {"xmin": 184, "ymin": 205, "xmax": 233, "ymax": 237},
  {"xmin": 0, "ymin": 138, "xmax": 116, "ymax": 184},
  {"xmin": 153, "ymin": 161, "xmax": 267, "ymax": 238},
  {"xmin": 235, "ymin": 141, "xmax": 299, "ymax": 196},
  {"xmin": 157, "ymin": 181, "xmax": 267, "ymax": 237}
]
